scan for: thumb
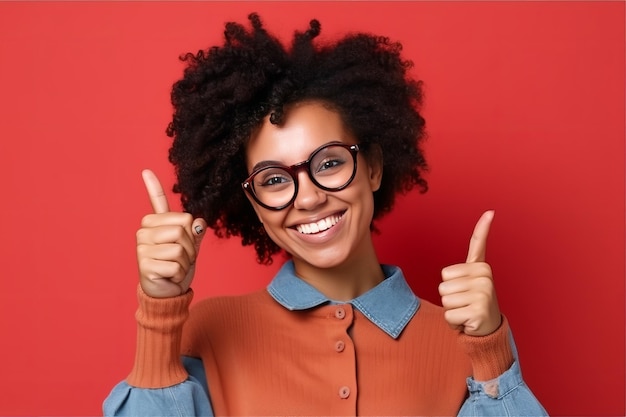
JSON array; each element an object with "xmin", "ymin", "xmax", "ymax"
[
  {"xmin": 191, "ymin": 218, "xmax": 208, "ymax": 252},
  {"xmin": 142, "ymin": 169, "xmax": 170, "ymax": 214},
  {"xmin": 466, "ymin": 210, "xmax": 495, "ymax": 263}
]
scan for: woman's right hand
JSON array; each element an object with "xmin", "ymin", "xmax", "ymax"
[{"xmin": 136, "ymin": 169, "xmax": 207, "ymax": 298}]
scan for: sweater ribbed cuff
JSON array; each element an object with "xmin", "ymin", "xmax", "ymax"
[
  {"xmin": 458, "ymin": 315, "xmax": 514, "ymax": 381},
  {"xmin": 126, "ymin": 285, "xmax": 194, "ymax": 388}
]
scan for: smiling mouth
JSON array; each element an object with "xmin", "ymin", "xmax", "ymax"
[{"xmin": 295, "ymin": 212, "xmax": 344, "ymax": 235}]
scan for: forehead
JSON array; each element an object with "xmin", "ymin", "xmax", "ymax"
[{"xmin": 246, "ymin": 101, "xmax": 355, "ymax": 168}]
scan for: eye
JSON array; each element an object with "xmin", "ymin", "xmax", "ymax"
[
  {"xmin": 262, "ymin": 175, "xmax": 291, "ymax": 186},
  {"xmin": 255, "ymin": 168, "xmax": 294, "ymax": 188},
  {"xmin": 315, "ymin": 157, "xmax": 346, "ymax": 174}
]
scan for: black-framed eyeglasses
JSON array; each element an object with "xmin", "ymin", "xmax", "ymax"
[{"xmin": 242, "ymin": 142, "xmax": 360, "ymax": 210}]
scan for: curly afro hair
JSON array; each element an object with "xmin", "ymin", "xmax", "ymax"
[{"xmin": 166, "ymin": 13, "xmax": 428, "ymax": 265}]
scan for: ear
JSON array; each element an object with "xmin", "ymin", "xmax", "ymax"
[{"xmin": 365, "ymin": 144, "xmax": 383, "ymax": 192}]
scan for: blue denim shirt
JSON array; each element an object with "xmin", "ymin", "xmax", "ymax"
[{"xmin": 104, "ymin": 261, "xmax": 548, "ymax": 416}]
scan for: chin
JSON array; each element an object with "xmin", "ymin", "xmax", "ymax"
[{"xmin": 292, "ymin": 248, "xmax": 350, "ymax": 270}]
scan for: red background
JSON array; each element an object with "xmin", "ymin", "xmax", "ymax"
[{"xmin": 0, "ymin": 2, "xmax": 624, "ymax": 416}]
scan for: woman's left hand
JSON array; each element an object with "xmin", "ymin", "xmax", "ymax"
[{"xmin": 438, "ymin": 210, "xmax": 502, "ymax": 337}]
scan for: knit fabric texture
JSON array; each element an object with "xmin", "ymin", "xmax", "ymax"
[{"xmin": 127, "ymin": 286, "xmax": 513, "ymax": 416}]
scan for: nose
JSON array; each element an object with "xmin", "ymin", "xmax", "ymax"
[{"xmin": 292, "ymin": 171, "xmax": 327, "ymax": 210}]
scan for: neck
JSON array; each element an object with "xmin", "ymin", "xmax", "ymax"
[{"xmin": 293, "ymin": 250, "xmax": 385, "ymax": 302}]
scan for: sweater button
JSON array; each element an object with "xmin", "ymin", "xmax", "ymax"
[
  {"xmin": 335, "ymin": 340, "xmax": 345, "ymax": 352},
  {"xmin": 334, "ymin": 307, "xmax": 346, "ymax": 319},
  {"xmin": 338, "ymin": 386, "xmax": 350, "ymax": 399}
]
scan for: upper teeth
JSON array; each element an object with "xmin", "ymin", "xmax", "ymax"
[{"xmin": 296, "ymin": 214, "xmax": 342, "ymax": 234}]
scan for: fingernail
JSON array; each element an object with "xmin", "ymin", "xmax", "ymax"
[{"xmin": 194, "ymin": 225, "xmax": 204, "ymax": 235}]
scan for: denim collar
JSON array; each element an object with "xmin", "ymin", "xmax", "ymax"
[{"xmin": 267, "ymin": 260, "xmax": 420, "ymax": 339}]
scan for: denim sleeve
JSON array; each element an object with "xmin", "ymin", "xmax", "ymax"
[
  {"xmin": 102, "ymin": 357, "xmax": 214, "ymax": 417},
  {"xmin": 458, "ymin": 331, "xmax": 548, "ymax": 417},
  {"xmin": 458, "ymin": 360, "xmax": 548, "ymax": 416}
]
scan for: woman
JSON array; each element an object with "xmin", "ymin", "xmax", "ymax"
[{"xmin": 104, "ymin": 13, "xmax": 547, "ymax": 416}]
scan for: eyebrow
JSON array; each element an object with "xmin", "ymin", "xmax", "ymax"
[{"xmin": 250, "ymin": 160, "xmax": 286, "ymax": 173}]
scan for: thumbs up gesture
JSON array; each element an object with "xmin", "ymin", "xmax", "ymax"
[
  {"xmin": 136, "ymin": 169, "xmax": 207, "ymax": 298},
  {"xmin": 438, "ymin": 211, "xmax": 502, "ymax": 337}
]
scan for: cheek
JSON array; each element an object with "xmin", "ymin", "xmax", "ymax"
[
  {"xmin": 343, "ymin": 183, "xmax": 376, "ymax": 220},
  {"xmin": 257, "ymin": 212, "xmax": 287, "ymax": 239}
]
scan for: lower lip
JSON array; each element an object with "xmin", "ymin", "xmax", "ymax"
[{"xmin": 290, "ymin": 215, "xmax": 344, "ymax": 244}]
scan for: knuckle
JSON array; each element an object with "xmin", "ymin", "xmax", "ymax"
[
  {"xmin": 443, "ymin": 309, "xmax": 458, "ymax": 324},
  {"xmin": 180, "ymin": 212, "xmax": 193, "ymax": 225},
  {"xmin": 478, "ymin": 263, "xmax": 492, "ymax": 276},
  {"xmin": 171, "ymin": 264, "xmax": 187, "ymax": 282},
  {"xmin": 171, "ymin": 272, "xmax": 186, "ymax": 284},
  {"xmin": 440, "ymin": 295, "xmax": 453, "ymax": 308},
  {"xmin": 474, "ymin": 290, "xmax": 490, "ymax": 304},
  {"xmin": 140, "ymin": 213, "xmax": 157, "ymax": 227},
  {"xmin": 172, "ymin": 224, "xmax": 187, "ymax": 240},
  {"xmin": 136, "ymin": 243, "xmax": 148, "ymax": 258},
  {"xmin": 137, "ymin": 257, "xmax": 153, "ymax": 273},
  {"xmin": 173, "ymin": 244, "xmax": 186, "ymax": 259},
  {"xmin": 170, "ymin": 260, "xmax": 183, "ymax": 274},
  {"xmin": 441, "ymin": 265, "xmax": 454, "ymax": 276},
  {"xmin": 136, "ymin": 228, "xmax": 147, "ymax": 243}
]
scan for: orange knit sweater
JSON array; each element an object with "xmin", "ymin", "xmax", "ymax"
[{"xmin": 127, "ymin": 286, "xmax": 513, "ymax": 416}]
